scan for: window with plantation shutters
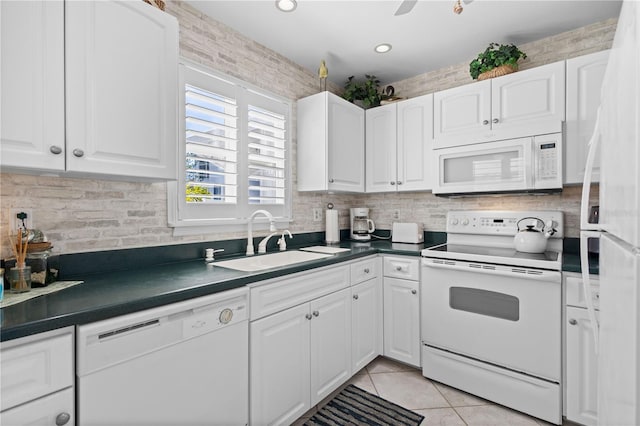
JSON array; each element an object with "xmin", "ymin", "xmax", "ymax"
[
  {"xmin": 185, "ymin": 85, "xmax": 238, "ymax": 204},
  {"xmin": 247, "ymin": 104, "xmax": 286, "ymax": 205},
  {"xmin": 169, "ymin": 61, "xmax": 291, "ymax": 231}
]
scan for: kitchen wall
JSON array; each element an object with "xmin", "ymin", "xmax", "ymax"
[{"xmin": 0, "ymin": 1, "xmax": 613, "ymax": 258}]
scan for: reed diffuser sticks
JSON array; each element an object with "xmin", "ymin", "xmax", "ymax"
[{"xmin": 8, "ymin": 229, "xmax": 30, "ymax": 292}]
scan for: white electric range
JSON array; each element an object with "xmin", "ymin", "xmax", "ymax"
[{"xmin": 420, "ymin": 210, "xmax": 564, "ymax": 425}]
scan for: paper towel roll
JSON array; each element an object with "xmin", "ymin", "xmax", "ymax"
[{"xmin": 325, "ymin": 209, "xmax": 340, "ymax": 243}]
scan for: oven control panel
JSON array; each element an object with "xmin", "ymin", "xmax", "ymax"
[{"xmin": 446, "ymin": 210, "xmax": 564, "ymax": 237}]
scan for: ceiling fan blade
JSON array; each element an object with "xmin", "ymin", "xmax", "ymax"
[{"xmin": 394, "ymin": 0, "xmax": 417, "ymax": 16}]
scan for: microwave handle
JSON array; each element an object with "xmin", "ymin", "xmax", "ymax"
[
  {"xmin": 580, "ymin": 108, "xmax": 601, "ymax": 231},
  {"xmin": 526, "ymin": 138, "xmax": 535, "ymax": 188}
]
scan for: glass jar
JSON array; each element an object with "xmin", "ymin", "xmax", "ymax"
[
  {"xmin": 26, "ymin": 250, "xmax": 51, "ymax": 287},
  {"xmin": 9, "ymin": 265, "xmax": 31, "ymax": 293}
]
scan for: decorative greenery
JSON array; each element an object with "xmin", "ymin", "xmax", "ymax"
[
  {"xmin": 469, "ymin": 43, "xmax": 527, "ymax": 80},
  {"xmin": 342, "ymin": 75, "xmax": 382, "ymax": 108},
  {"xmin": 186, "ymin": 184, "xmax": 210, "ymax": 202}
]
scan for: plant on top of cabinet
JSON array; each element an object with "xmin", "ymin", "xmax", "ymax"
[
  {"xmin": 343, "ymin": 75, "xmax": 383, "ymax": 108},
  {"xmin": 469, "ymin": 43, "xmax": 527, "ymax": 80}
]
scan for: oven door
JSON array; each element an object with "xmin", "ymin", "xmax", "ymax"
[
  {"xmin": 421, "ymin": 258, "xmax": 561, "ymax": 382},
  {"xmin": 432, "ymin": 137, "xmax": 533, "ymax": 195}
]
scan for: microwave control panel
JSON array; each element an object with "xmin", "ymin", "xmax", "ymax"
[{"xmin": 534, "ymin": 134, "xmax": 562, "ymax": 188}]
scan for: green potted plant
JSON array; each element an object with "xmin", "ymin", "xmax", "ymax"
[
  {"xmin": 342, "ymin": 75, "xmax": 382, "ymax": 108},
  {"xmin": 469, "ymin": 43, "xmax": 527, "ymax": 80}
]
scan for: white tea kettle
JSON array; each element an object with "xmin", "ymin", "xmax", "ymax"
[{"xmin": 514, "ymin": 217, "xmax": 557, "ymax": 253}]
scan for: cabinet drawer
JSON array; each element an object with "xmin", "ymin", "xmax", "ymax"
[
  {"xmin": 1, "ymin": 387, "xmax": 74, "ymax": 425},
  {"xmin": 250, "ymin": 265, "xmax": 350, "ymax": 320},
  {"xmin": 565, "ymin": 274, "xmax": 600, "ymax": 310},
  {"xmin": 1, "ymin": 331, "xmax": 73, "ymax": 411},
  {"xmin": 383, "ymin": 256, "xmax": 420, "ymax": 281},
  {"xmin": 351, "ymin": 257, "xmax": 379, "ymax": 285}
]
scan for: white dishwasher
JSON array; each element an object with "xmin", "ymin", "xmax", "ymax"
[{"xmin": 77, "ymin": 287, "xmax": 248, "ymax": 426}]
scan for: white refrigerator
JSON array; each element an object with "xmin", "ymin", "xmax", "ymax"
[{"xmin": 580, "ymin": 1, "xmax": 640, "ymax": 425}]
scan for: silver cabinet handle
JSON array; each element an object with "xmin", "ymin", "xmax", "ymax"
[
  {"xmin": 56, "ymin": 412, "xmax": 71, "ymax": 426},
  {"xmin": 482, "ymin": 120, "xmax": 489, "ymax": 125},
  {"xmin": 313, "ymin": 310, "xmax": 320, "ymax": 317},
  {"xmin": 397, "ymin": 181, "xmax": 403, "ymax": 185},
  {"xmin": 492, "ymin": 118, "xmax": 499, "ymax": 124},
  {"xmin": 364, "ymin": 268, "xmax": 370, "ymax": 274},
  {"xmin": 72, "ymin": 148, "xmax": 84, "ymax": 157},
  {"xmin": 390, "ymin": 181, "xmax": 396, "ymax": 185},
  {"xmin": 353, "ymin": 294, "xmax": 359, "ymax": 300},
  {"xmin": 411, "ymin": 289, "xmax": 417, "ymax": 295},
  {"xmin": 569, "ymin": 318, "xmax": 578, "ymax": 325},
  {"xmin": 328, "ymin": 178, "xmax": 334, "ymax": 183},
  {"xmin": 49, "ymin": 145, "xmax": 62, "ymax": 155},
  {"xmin": 305, "ymin": 313, "xmax": 312, "ymax": 320}
]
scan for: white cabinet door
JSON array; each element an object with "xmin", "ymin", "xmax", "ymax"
[
  {"xmin": 433, "ymin": 80, "xmax": 491, "ymax": 148},
  {"xmin": 297, "ymin": 92, "xmax": 364, "ymax": 192},
  {"xmin": 365, "ymin": 104, "xmax": 397, "ymax": 192},
  {"xmin": 310, "ymin": 288, "xmax": 352, "ymax": 406},
  {"xmin": 1, "ymin": 388, "xmax": 74, "ymax": 426},
  {"xmin": 565, "ymin": 50, "xmax": 610, "ymax": 184},
  {"xmin": 65, "ymin": 1, "xmax": 178, "ymax": 180},
  {"xmin": 565, "ymin": 306, "xmax": 598, "ymax": 426},
  {"xmin": 327, "ymin": 94, "xmax": 365, "ymax": 192},
  {"xmin": 351, "ymin": 277, "xmax": 383, "ymax": 373},
  {"xmin": 397, "ymin": 94, "xmax": 434, "ymax": 191},
  {"xmin": 250, "ymin": 304, "xmax": 311, "ymax": 426},
  {"xmin": 383, "ymin": 277, "xmax": 421, "ymax": 367},
  {"xmin": 0, "ymin": 0, "xmax": 65, "ymax": 172},
  {"xmin": 491, "ymin": 61, "xmax": 565, "ymax": 137}
]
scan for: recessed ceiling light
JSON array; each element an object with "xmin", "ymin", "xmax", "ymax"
[
  {"xmin": 375, "ymin": 43, "xmax": 392, "ymax": 54},
  {"xmin": 275, "ymin": 0, "xmax": 297, "ymax": 12}
]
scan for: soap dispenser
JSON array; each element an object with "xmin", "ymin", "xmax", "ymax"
[{"xmin": 277, "ymin": 230, "xmax": 292, "ymax": 251}]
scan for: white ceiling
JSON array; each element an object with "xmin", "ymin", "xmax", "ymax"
[{"xmin": 186, "ymin": 0, "xmax": 622, "ymax": 86}]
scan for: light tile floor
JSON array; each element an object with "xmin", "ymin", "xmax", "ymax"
[{"xmin": 294, "ymin": 356, "xmax": 568, "ymax": 426}]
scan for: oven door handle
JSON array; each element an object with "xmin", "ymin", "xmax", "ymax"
[{"xmin": 422, "ymin": 259, "xmax": 561, "ymax": 282}]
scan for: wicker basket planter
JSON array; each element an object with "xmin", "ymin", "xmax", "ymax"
[{"xmin": 477, "ymin": 64, "xmax": 518, "ymax": 81}]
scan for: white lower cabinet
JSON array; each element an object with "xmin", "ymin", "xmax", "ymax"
[
  {"xmin": 0, "ymin": 327, "xmax": 74, "ymax": 426},
  {"xmin": 351, "ymin": 276, "xmax": 383, "ymax": 373},
  {"xmin": 250, "ymin": 287, "xmax": 352, "ymax": 426},
  {"xmin": 564, "ymin": 273, "xmax": 599, "ymax": 426},
  {"xmin": 383, "ymin": 256, "xmax": 421, "ymax": 367}
]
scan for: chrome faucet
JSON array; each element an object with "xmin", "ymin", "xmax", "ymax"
[{"xmin": 246, "ymin": 210, "xmax": 276, "ymax": 255}]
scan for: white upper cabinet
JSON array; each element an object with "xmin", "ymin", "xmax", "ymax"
[
  {"xmin": 565, "ymin": 50, "xmax": 610, "ymax": 185},
  {"xmin": 0, "ymin": 0, "xmax": 65, "ymax": 171},
  {"xmin": 366, "ymin": 94, "xmax": 433, "ymax": 192},
  {"xmin": 297, "ymin": 92, "xmax": 365, "ymax": 192},
  {"xmin": 433, "ymin": 80, "xmax": 491, "ymax": 148},
  {"xmin": 365, "ymin": 103, "xmax": 397, "ymax": 192},
  {"xmin": 65, "ymin": 1, "xmax": 178, "ymax": 180},
  {"xmin": 1, "ymin": 0, "xmax": 178, "ymax": 180},
  {"xmin": 434, "ymin": 61, "xmax": 565, "ymax": 148}
]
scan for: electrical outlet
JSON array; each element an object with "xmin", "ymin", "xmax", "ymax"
[
  {"xmin": 312, "ymin": 208, "xmax": 322, "ymax": 222},
  {"xmin": 10, "ymin": 209, "xmax": 33, "ymax": 231},
  {"xmin": 392, "ymin": 210, "xmax": 401, "ymax": 220}
]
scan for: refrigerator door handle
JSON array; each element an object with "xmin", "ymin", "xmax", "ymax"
[
  {"xmin": 580, "ymin": 107, "xmax": 602, "ymax": 231},
  {"xmin": 580, "ymin": 230, "xmax": 600, "ymax": 354}
]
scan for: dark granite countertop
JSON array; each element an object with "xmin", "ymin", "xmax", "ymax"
[
  {"xmin": 562, "ymin": 238, "xmax": 600, "ymax": 275},
  {"xmin": 0, "ymin": 239, "xmax": 430, "ymax": 342},
  {"xmin": 1, "ymin": 232, "xmax": 598, "ymax": 342}
]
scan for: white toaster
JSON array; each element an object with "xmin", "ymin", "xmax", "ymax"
[{"xmin": 392, "ymin": 222, "xmax": 424, "ymax": 244}]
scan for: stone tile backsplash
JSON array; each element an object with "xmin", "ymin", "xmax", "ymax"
[{"xmin": 0, "ymin": 1, "xmax": 614, "ymax": 258}]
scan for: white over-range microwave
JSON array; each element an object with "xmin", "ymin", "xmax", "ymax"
[{"xmin": 431, "ymin": 133, "xmax": 563, "ymax": 196}]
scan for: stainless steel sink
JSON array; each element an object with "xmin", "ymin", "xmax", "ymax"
[{"xmin": 213, "ymin": 250, "xmax": 333, "ymax": 272}]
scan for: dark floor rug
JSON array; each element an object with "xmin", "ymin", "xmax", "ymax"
[{"xmin": 304, "ymin": 384, "xmax": 424, "ymax": 426}]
